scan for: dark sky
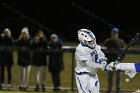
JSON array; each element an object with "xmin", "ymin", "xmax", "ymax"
[
  {"xmin": 0, "ymin": 0, "xmax": 140, "ymax": 43},
  {"xmin": 0, "ymin": 0, "xmax": 70, "ymax": 40},
  {"xmin": 72, "ymin": 0, "xmax": 140, "ymax": 43}
]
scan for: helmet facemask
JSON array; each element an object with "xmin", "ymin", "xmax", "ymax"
[
  {"xmin": 78, "ymin": 29, "xmax": 97, "ymax": 49},
  {"xmin": 84, "ymin": 40, "xmax": 96, "ymax": 49}
]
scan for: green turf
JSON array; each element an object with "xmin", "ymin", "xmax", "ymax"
[
  {"xmin": 98, "ymin": 54, "xmax": 140, "ymax": 91},
  {"xmin": 0, "ymin": 91, "xmax": 77, "ymax": 93},
  {"xmin": 1, "ymin": 51, "xmax": 140, "ymax": 93}
]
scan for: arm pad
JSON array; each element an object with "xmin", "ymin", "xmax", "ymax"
[
  {"xmin": 116, "ymin": 63, "xmax": 136, "ymax": 71},
  {"xmin": 135, "ymin": 62, "xmax": 140, "ymax": 72}
]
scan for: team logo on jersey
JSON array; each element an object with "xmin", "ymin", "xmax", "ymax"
[{"xmin": 90, "ymin": 50, "xmax": 97, "ymax": 62}]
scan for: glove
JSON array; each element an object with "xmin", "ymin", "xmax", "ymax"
[
  {"xmin": 125, "ymin": 70, "xmax": 137, "ymax": 78},
  {"xmin": 97, "ymin": 57, "xmax": 108, "ymax": 70},
  {"xmin": 96, "ymin": 57, "xmax": 107, "ymax": 64},
  {"xmin": 115, "ymin": 62, "xmax": 137, "ymax": 78},
  {"xmin": 100, "ymin": 61, "xmax": 114, "ymax": 71},
  {"xmin": 100, "ymin": 61, "xmax": 107, "ymax": 70},
  {"xmin": 107, "ymin": 62, "xmax": 116, "ymax": 71},
  {"xmin": 102, "ymin": 61, "xmax": 120, "ymax": 71},
  {"xmin": 103, "ymin": 62, "xmax": 115, "ymax": 71},
  {"xmin": 108, "ymin": 61, "xmax": 120, "ymax": 70},
  {"xmin": 98, "ymin": 57, "xmax": 115, "ymax": 71}
]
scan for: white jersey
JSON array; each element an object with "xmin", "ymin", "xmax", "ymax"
[{"xmin": 75, "ymin": 44, "xmax": 106, "ymax": 75}]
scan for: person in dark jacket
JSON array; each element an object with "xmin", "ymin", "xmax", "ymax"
[
  {"xmin": 103, "ymin": 28, "xmax": 125, "ymax": 93},
  {"xmin": 48, "ymin": 34, "xmax": 64, "ymax": 91},
  {"xmin": 15, "ymin": 27, "xmax": 31, "ymax": 90},
  {"xmin": 31, "ymin": 30, "xmax": 48, "ymax": 91},
  {"xmin": 0, "ymin": 28, "xmax": 14, "ymax": 90}
]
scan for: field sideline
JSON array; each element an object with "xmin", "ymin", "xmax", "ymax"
[
  {"xmin": 0, "ymin": 48, "xmax": 140, "ymax": 93},
  {"xmin": 0, "ymin": 91, "xmax": 77, "ymax": 93}
]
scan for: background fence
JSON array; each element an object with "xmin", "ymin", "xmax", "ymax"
[{"xmin": 0, "ymin": 46, "xmax": 140, "ymax": 92}]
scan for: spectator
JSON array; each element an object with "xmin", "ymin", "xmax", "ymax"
[
  {"xmin": 15, "ymin": 27, "xmax": 31, "ymax": 90},
  {"xmin": 48, "ymin": 34, "xmax": 64, "ymax": 91},
  {"xmin": 31, "ymin": 30, "xmax": 48, "ymax": 91},
  {"xmin": 0, "ymin": 28, "xmax": 14, "ymax": 90},
  {"xmin": 103, "ymin": 27, "xmax": 125, "ymax": 93}
]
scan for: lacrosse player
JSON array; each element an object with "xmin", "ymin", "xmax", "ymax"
[{"xmin": 75, "ymin": 29, "xmax": 113, "ymax": 93}]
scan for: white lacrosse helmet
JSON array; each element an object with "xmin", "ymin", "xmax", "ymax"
[{"xmin": 78, "ymin": 29, "xmax": 96, "ymax": 49}]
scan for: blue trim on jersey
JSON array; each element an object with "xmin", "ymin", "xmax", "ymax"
[
  {"xmin": 95, "ymin": 81, "xmax": 99, "ymax": 86},
  {"xmin": 95, "ymin": 54, "xmax": 106, "ymax": 64},
  {"xmin": 99, "ymin": 60, "xmax": 102, "ymax": 64},
  {"xmin": 135, "ymin": 62, "xmax": 140, "ymax": 72},
  {"xmin": 76, "ymin": 77, "xmax": 85, "ymax": 93},
  {"xmin": 104, "ymin": 64, "xmax": 108, "ymax": 71},
  {"xmin": 95, "ymin": 54, "xmax": 98, "ymax": 63},
  {"xmin": 86, "ymin": 45, "xmax": 95, "ymax": 49},
  {"xmin": 80, "ymin": 42, "xmax": 95, "ymax": 49}
]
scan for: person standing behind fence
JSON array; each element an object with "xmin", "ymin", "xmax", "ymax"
[
  {"xmin": 0, "ymin": 28, "xmax": 14, "ymax": 90},
  {"xmin": 15, "ymin": 27, "xmax": 31, "ymax": 91},
  {"xmin": 48, "ymin": 34, "xmax": 64, "ymax": 91},
  {"xmin": 31, "ymin": 30, "xmax": 48, "ymax": 91},
  {"xmin": 103, "ymin": 27, "xmax": 125, "ymax": 93}
]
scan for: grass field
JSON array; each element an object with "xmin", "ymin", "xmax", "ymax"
[
  {"xmin": 0, "ymin": 91, "xmax": 77, "ymax": 93},
  {"xmin": 0, "ymin": 48, "xmax": 140, "ymax": 93}
]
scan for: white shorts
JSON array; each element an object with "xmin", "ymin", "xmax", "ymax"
[{"xmin": 75, "ymin": 73, "xmax": 100, "ymax": 93}]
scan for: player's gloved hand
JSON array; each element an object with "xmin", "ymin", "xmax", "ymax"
[
  {"xmin": 97, "ymin": 57, "xmax": 114, "ymax": 71},
  {"xmin": 97, "ymin": 57, "xmax": 108, "ymax": 70},
  {"xmin": 114, "ymin": 62, "xmax": 137, "ymax": 78},
  {"xmin": 102, "ymin": 62, "xmax": 115, "ymax": 71},
  {"xmin": 112, "ymin": 62, "xmax": 137, "ymax": 78},
  {"xmin": 125, "ymin": 70, "xmax": 137, "ymax": 78},
  {"xmin": 100, "ymin": 61, "xmax": 107, "ymax": 71},
  {"xmin": 107, "ymin": 61, "xmax": 120, "ymax": 70},
  {"xmin": 107, "ymin": 62, "xmax": 116, "ymax": 71},
  {"xmin": 100, "ymin": 61, "xmax": 114, "ymax": 71},
  {"xmin": 115, "ymin": 63, "xmax": 137, "ymax": 78},
  {"xmin": 96, "ymin": 57, "xmax": 107, "ymax": 63}
]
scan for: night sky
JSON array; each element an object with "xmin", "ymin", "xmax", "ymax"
[
  {"xmin": 0, "ymin": 0, "xmax": 140, "ymax": 43},
  {"xmin": 72, "ymin": 0, "xmax": 140, "ymax": 43}
]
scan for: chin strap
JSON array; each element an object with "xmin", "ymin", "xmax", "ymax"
[{"xmin": 80, "ymin": 42, "xmax": 95, "ymax": 49}]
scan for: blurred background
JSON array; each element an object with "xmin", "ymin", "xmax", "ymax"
[
  {"xmin": 0, "ymin": 0, "xmax": 140, "ymax": 43},
  {"xmin": 0, "ymin": 0, "xmax": 140, "ymax": 93}
]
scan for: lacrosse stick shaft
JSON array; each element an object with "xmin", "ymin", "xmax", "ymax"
[{"xmin": 115, "ymin": 32, "xmax": 140, "ymax": 64}]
